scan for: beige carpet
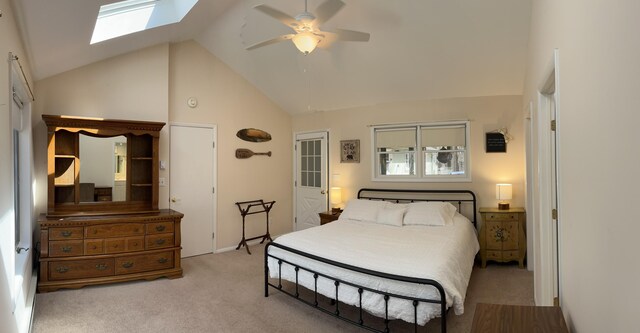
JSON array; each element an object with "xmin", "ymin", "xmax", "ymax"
[{"xmin": 32, "ymin": 244, "xmax": 533, "ymax": 333}]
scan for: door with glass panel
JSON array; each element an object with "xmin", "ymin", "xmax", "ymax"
[{"xmin": 294, "ymin": 132, "xmax": 328, "ymax": 231}]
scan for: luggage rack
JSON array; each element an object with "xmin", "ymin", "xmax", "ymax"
[{"xmin": 235, "ymin": 199, "xmax": 275, "ymax": 254}]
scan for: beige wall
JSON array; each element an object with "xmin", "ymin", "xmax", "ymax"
[
  {"xmin": 33, "ymin": 44, "xmax": 171, "ymax": 212},
  {"xmin": 32, "ymin": 40, "xmax": 293, "ymax": 252},
  {"xmin": 524, "ymin": 0, "xmax": 640, "ymax": 331},
  {"xmin": 168, "ymin": 41, "xmax": 292, "ymax": 250},
  {"xmin": 292, "ymin": 95, "xmax": 525, "ymax": 215}
]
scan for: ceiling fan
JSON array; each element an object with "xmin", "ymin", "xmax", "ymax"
[{"xmin": 246, "ymin": 0, "xmax": 370, "ymax": 55}]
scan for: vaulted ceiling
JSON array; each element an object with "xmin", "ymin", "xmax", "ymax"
[{"xmin": 12, "ymin": 0, "xmax": 532, "ymax": 115}]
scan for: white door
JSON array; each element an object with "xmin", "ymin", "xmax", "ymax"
[
  {"xmin": 294, "ymin": 132, "xmax": 328, "ymax": 231},
  {"xmin": 170, "ymin": 124, "xmax": 216, "ymax": 257}
]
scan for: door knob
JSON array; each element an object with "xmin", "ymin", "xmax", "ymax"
[
  {"xmin": 170, "ymin": 197, "xmax": 179, "ymax": 203},
  {"xmin": 320, "ymin": 190, "xmax": 326, "ymax": 194}
]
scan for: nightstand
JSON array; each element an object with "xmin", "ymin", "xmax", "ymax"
[
  {"xmin": 319, "ymin": 211, "xmax": 341, "ymax": 225},
  {"xmin": 479, "ymin": 207, "xmax": 526, "ymax": 268}
]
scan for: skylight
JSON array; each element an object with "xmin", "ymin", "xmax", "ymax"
[{"xmin": 91, "ymin": 0, "xmax": 198, "ymax": 44}]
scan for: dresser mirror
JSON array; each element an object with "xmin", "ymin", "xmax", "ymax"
[
  {"xmin": 44, "ymin": 115, "xmax": 164, "ymax": 216},
  {"xmin": 78, "ymin": 134, "xmax": 127, "ymax": 202}
]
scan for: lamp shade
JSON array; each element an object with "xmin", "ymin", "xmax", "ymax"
[
  {"xmin": 330, "ymin": 187, "xmax": 342, "ymax": 205},
  {"xmin": 292, "ymin": 32, "xmax": 319, "ymax": 55},
  {"xmin": 496, "ymin": 184, "xmax": 512, "ymax": 200}
]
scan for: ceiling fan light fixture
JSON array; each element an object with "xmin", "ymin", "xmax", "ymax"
[{"xmin": 292, "ymin": 32, "xmax": 319, "ymax": 55}]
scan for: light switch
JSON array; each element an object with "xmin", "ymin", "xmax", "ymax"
[{"xmin": 160, "ymin": 160, "xmax": 166, "ymax": 170}]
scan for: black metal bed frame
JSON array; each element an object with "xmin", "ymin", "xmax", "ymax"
[{"xmin": 264, "ymin": 188, "xmax": 477, "ymax": 333}]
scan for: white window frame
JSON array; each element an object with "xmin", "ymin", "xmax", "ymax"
[{"xmin": 371, "ymin": 121, "xmax": 471, "ymax": 182}]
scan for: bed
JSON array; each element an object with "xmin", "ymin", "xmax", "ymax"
[{"xmin": 264, "ymin": 188, "xmax": 479, "ymax": 333}]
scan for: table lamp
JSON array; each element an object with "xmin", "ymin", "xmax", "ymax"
[
  {"xmin": 330, "ymin": 187, "xmax": 342, "ymax": 213},
  {"xmin": 496, "ymin": 184, "xmax": 512, "ymax": 210}
]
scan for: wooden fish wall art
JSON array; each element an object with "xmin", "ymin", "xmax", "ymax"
[{"xmin": 236, "ymin": 128, "xmax": 272, "ymax": 142}]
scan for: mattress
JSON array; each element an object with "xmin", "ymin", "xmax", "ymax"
[{"xmin": 267, "ymin": 213, "xmax": 479, "ymax": 325}]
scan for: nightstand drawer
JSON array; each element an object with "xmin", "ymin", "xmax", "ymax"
[
  {"xmin": 503, "ymin": 250, "xmax": 520, "ymax": 260},
  {"xmin": 484, "ymin": 213, "xmax": 518, "ymax": 221},
  {"xmin": 486, "ymin": 251, "xmax": 502, "ymax": 260}
]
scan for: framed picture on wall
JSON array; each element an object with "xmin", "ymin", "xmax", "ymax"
[
  {"xmin": 485, "ymin": 132, "xmax": 507, "ymax": 153},
  {"xmin": 340, "ymin": 140, "xmax": 360, "ymax": 163}
]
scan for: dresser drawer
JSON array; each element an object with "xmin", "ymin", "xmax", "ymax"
[
  {"xmin": 49, "ymin": 240, "xmax": 84, "ymax": 257},
  {"xmin": 127, "ymin": 237, "xmax": 145, "ymax": 252},
  {"xmin": 115, "ymin": 251, "xmax": 174, "ymax": 275},
  {"xmin": 146, "ymin": 221, "xmax": 174, "ymax": 235},
  {"xmin": 104, "ymin": 237, "xmax": 145, "ymax": 253},
  {"xmin": 84, "ymin": 239, "xmax": 104, "ymax": 255},
  {"xmin": 484, "ymin": 213, "xmax": 518, "ymax": 221},
  {"xmin": 146, "ymin": 234, "xmax": 174, "ymax": 249},
  {"xmin": 105, "ymin": 238, "xmax": 127, "ymax": 254},
  {"xmin": 49, "ymin": 227, "xmax": 84, "ymax": 240},
  {"xmin": 85, "ymin": 223, "xmax": 144, "ymax": 238},
  {"xmin": 49, "ymin": 258, "xmax": 115, "ymax": 281}
]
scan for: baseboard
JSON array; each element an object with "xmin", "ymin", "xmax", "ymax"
[
  {"xmin": 25, "ymin": 272, "xmax": 37, "ymax": 333},
  {"xmin": 215, "ymin": 239, "xmax": 264, "ymax": 254}
]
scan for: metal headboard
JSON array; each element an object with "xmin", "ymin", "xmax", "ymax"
[{"xmin": 357, "ymin": 188, "xmax": 477, "ymax": 228}]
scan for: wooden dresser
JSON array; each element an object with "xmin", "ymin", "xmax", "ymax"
[
  {"xmin": 38, "ymin": 115, "xmax": 183, "ymax": 292},
  {"xmin": 38, "ymin": 210, "xmax": 183, "ymax": 292},
  {"xmin": 479, "ymin": 207, "xmax": 526, "ymax": 268}
]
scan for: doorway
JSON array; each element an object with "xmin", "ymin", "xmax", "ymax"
[
  {"xmin": 531, "ymin": 49, "xmax": 561, "ymax": 306},
  {"xmin": 294, "ymin": 131, "xmax": 329, "ymax": 231},
  {"xmin": 169, "ymin": 124, "xmax": 216, "ymax": 257}
]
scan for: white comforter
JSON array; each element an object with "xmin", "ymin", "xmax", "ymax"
[{"xmin": 267, "ymin": 214, "xmax": 479, "ymax": 325}]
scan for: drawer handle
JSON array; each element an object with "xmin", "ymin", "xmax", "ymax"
[
  {"xmin": 95, "ymin": 264, "xmax": 108, "ymax": 271},
  {"xmin": 62, "ymin": 246, "xmax": 72, "ymax": 253},
  {"xmin": 61, "ymin": 231, "xmax": 72, "ymax": 237},
  {"xmin": 122, "ymin": 262, "xmax": 134, "ymax": 269},
  {"xmin": 155, "ymin": 239, "xmax": 166, "ymax": 245},
  {"xmin": 56, "ymin": 266, "xmax": 69, "ymax": 273},
  {"xmin": 158, "ymin": 258, "xmax": 168, "ymax": 264},
  {"xmin": 155, "ymin": 225, "xmax": 166, "ymax": 232}
]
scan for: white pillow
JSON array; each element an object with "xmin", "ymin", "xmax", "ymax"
[
  {"xmin": 403, "ymin": 201, "xmax": 457, "ymax": 226},
  {"xmin": 340, "ymin": 199, "xmax": 387, "ymax": 222},
  {"xmin": 376, "ymin": 204, "xmax": 407, "ymax": 227}
]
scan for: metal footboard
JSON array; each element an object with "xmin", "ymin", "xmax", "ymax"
[{"xmin": 264, "ymin": 242, "xmax": 448, "ymax": 333}]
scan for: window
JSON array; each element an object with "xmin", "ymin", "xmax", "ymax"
[
  {"xmin": 372, "ymin": 121, "xmax": 470, "ymax": 182},
  {"xmin": 300, "ymin": 139, "xmax": 322, "ymax": 188},
  {"xmin": 13, "ymin": 129, "xmax": 20, "ymax": 247},
  {"xmin": 91, "ymin": 0, "xmax": 198, "ymax": 44}
]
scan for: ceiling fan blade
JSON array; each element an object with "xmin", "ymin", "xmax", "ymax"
[
  {"xmin": 254, "ymin": 5, "xmax": 299, "ymax": 30},
  {"xmin": 333, "ymin": 28, "xmax": 370, "ymax": 42},
  {"xmin": 246, "ymin": 34, "xmax": 295, "ymax": 50},
  {"xmin": 313, "ymin": 0, "xmax": 345, "ymax": 26}
]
